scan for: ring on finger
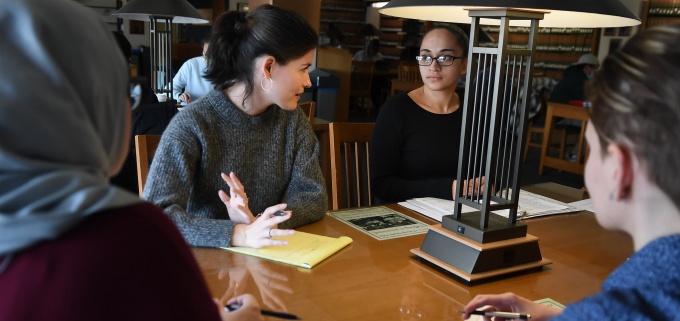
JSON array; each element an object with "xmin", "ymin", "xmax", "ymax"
[{"xmin": 268, "ymin": 228, "xmax": 273, "ymax": 238}]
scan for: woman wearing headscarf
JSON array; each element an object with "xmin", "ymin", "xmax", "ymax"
[{"xmin": 0, "ymin": 0, "xmax": 261, "ymax": 320}]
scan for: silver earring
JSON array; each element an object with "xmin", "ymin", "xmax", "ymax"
[{"xmin": 260, "ymin": 77, "xmax": 273, "ymax": 92}]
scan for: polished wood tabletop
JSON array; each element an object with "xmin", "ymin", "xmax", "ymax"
[{"xmin": 192, "ymin": 183, "xmax": 633, "ymax": 321}]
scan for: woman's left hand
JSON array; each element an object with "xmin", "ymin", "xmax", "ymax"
[{"xmin": 219, "ymin": 172, "xmax": 255, "ymax": 224}]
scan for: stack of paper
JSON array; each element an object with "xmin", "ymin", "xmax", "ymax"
[{"xmin": 399, "ymin": 189, "xmax": 579, "ymax": 222}]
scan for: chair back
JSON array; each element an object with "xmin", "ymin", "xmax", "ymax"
[
  {"xmin": 298, "ymin": 101, "xmax": 316, "ymax": 122},
  {"xmin": 329, "ymin": 122, "xmax": 375, "ymax": 210},
  {"xmin": 350, "ymin": 61, "xmax": 375, "ymax": 94},
  {"xmin": 391, "ymin": 62, "xmax": 422, "ymax": 96},
  {"xmin": 135, "ymin": 134, "xmax": 162, "ymax": 197},
  {"xmin": 397, "ymin": 62, "xmax": 422, "ymax": 83}
]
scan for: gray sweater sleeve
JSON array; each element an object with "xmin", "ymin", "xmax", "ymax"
[
  {"xmin": 143, "ymin": 125, "xmax": 236, "ymax": 248},
  {"xmin": 278, "ymin": 112, "xmax": 328, "ymax": 229}
]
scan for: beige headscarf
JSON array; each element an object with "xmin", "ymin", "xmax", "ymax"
[{"xmin": 0, "ymin": 0, "xmax": 141, "ymax": 257}]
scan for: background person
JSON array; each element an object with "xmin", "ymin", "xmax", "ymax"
[
  {"xmin": 370, "ymin": 24, "xmax": 480, "ymax": 203},
  {"xmin": 0, "ymin": 0, "xmax": 262, "ymax": 320},
  {"xmin": 172, "ymin": 35, "xmax": 213, "ymax": 105},
  {"xmin": 549, "ymin": 53, "xmax": 599, "ymax": 104},
  {"xmin": 463, "ymin": 25, "xmax": 680, "ymax": 321},
  {"xmin": 143, "ymin": 6, "xmax": 327, "ymax": 249},
  {"xmin": 110, "ymin": 31, "xmax": 178, "ymax": 195},
  {"xmin": 353, "ymin": 38, "xmax": 384, "ymax": 61}
]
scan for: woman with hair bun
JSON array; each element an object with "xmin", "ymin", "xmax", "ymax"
[
  {"xmin": 144, "ymin": 5, "xmax": 327, "ymax": 249},
  {"xmin": 462, "ymin": 25, "xmax": 680, "ymax": 321}
]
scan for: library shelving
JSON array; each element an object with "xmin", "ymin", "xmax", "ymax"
[
  {"xmin": 482, "ymin": 26, "xmax": 598, "ymax": 80},
  {"xmin": 642, "ymin": 0, "xmax": 680, "ymax": 29},
  {"xmin": 320, "ymin": 0, "xmax": 367, "ymax": 54}
]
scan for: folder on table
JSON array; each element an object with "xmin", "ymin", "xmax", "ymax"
[{"xmin": 222, "ymin": 231, "xmax": 352, "ymax": 269}]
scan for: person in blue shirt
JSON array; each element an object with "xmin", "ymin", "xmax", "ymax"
[
  {"xmin": 173, "ymin": 36, "xmax": 213, "ymax": 105},
  {"xmin": 462, "ymin": 25, "xmax": 680, "ymax": 321}
]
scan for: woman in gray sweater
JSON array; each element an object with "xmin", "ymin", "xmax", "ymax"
[{"xmin": 144, "ymin": 5, "xmax": 327, "ymax": 249}]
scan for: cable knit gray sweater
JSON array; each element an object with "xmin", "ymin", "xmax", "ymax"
[{"xmin": 143, "ymin": 91, "xmax": 327, "ymax": 248}]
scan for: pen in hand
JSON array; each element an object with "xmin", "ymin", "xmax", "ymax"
[
  {"xmin": 459, "ymin": 309, "xmax": 531, "ymax": 320},
  {"xmin": 226, "ymin": 304, "xmax": 301, "ymax": 320}
]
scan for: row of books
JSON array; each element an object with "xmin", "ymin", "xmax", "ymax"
[{"xmin": 482, "ymin": 26, "xmax": 594, "ymax": 34}]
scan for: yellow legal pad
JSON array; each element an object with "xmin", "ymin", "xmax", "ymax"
[{"xmin": 221, "ymin": 231, "xmax": 353, "ymax": 269}]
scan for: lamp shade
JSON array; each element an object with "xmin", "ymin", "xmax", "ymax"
[
  {"xmin": 113, "ymin": 0, "xmax": 208, "ymax": 24},
  {"xmin": 380, "ymin": 0, "xmax": 640, "ymax": 28}
]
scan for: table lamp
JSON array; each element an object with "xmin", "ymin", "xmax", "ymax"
[
  {"xmin": 113, "ymin": 0, "xmax": 208, "ymax": 100},
  {"xmin": 380, "ymin": 0, "xmax": 639, "ymax": 282}
]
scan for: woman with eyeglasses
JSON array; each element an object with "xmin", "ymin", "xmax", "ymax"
[
  {"xmin": 462, "ymin": 25, "xmax": 680, "ymax": 321},
  {"xmin": 370, "ymin": 24, "xmax": 473, "ymax": 203},
  {"xmin": 143, "ymin": 6, "xmax": 327, "ymax": 249}
]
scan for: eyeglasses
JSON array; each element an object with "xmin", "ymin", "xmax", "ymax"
[{"xmin": 416, "ymin": 55, "xmax": 466, "ymax": 66}]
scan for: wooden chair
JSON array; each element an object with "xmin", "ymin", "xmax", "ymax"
[
  {"xmin": 329, "ymin": 122, "xmax": 376, "ymax": 210},
  {"xmin": 298, "ymin": 101, "xmax": 316, "ymax": 122},
  {"xmin": 390, "ymin": 62, "xmax": 422, "ymax": 96},
  {"xmin": 349, "ymin": 61, "xmax": 375, "ymax": 118},
  {"xmin": 523, "ymin": 119, "xmax": 580, "ymax": 161},
  {"xmin": 539, "ymin": 102, "xmax": 590, "ymax": 175},
  {"xmin": 135, "ymin": 134, "xmax": 162, "ymax": 197}
]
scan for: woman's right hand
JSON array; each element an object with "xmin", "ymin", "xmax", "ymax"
[
  {"xmin": 219, "ymin": 172, "xmax": 254, "ymax": 225},
  {"xmin": 461, "ymin": 292, "xmax": 562, "ymax": 321},
  {"xmin": 231, "ymin": 204, "xmax": 295, "ymax": 248},
  {"xmin": 217, "ymin": 294, "xmax": 264, "ymax": 321}
]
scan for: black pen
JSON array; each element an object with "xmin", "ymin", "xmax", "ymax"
[
  {"xmin": 459, "ymin": 309, "xmax": 531, "ymax": 320},
  {"xmin": 226, "ymin": 304, "xmax": 301, "ymax": 320}
]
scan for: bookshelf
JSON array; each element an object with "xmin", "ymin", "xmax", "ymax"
[
  {"xmin": 642, "ymin": 0, "xmax": 680, "ymax": 29},
  {"xmin": 320, "ymin": 0, "xmax": 367, "ymax": 55},
  {"xmin": 375, "ymin": 17, "xmax": 597, "ymax": 80},
  {"xmin": 482, "ymin": 26, "xmax": 598, "ymax": 80},
  {"xmin": 378, "ymin": 17, "xmax": 424, "ymax": 61}
]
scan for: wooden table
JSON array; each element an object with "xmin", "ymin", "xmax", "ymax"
[{"xmin": 193, "ymin": 183, "xmax": 632, "ymax": 321}]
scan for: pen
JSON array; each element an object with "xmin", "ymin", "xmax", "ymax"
[
  {"xmin": 458, "ymin": 310, "xmax": 531, "ymax": 320},
  {"xmin": 226, "ymin": 304, "xmax": 301, "ymax": 320}
]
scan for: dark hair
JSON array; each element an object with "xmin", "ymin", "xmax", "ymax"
[
  {"xmin": 204, "ymin": 5, "xmax": 318, "ymax": 104},
  {"xmin": 200, "ymin": 32, "xmax": 211, "ymax": 44},
  {"xmin": 112, "ymin": 31, "xmax": 131, "ymax": 61},
  {"xmin": 587, "ymin": 25, "xmax": 680, "ymax": 209},
  {"xmin": 423, "ymin": 23, "xmax": 469, "ymax": 56}
]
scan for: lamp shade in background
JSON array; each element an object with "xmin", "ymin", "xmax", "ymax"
[
  {"xmin": 114, "ymin": 0, "xmax": 207, "ymax": 98},
  {"xmin": 113, "ymin": 0, "xmax": 208, "ymax": 24},
  {"xmin": 380, "ymin": 0, "xmax": 640, "ymax": 27}
]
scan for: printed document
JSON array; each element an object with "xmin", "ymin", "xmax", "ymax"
[
  {"xmin": 400, "ymin": 189, "xmax": 579, "ymax": 222},
  {"xmin": 328, "ymin": 206, "xmax": 430, "ymax": 240}
]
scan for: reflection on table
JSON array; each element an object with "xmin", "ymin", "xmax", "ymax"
[{"xmin": 193, "ymin": 183, "xmax": 632, "ymax": 321}]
